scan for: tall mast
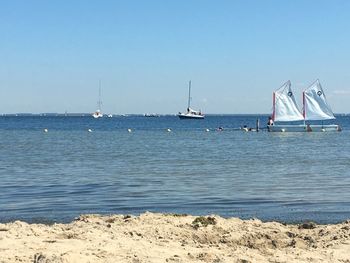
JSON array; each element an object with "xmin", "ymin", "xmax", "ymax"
[
  {"xmin": 187, "ymin": 80, "xmax": 191, "ymax": 109},
  {"xmin": 272, "ymin": 92, "xmax": 275, "ymax": 121},
  {"xmin": 98, "ymin": 79, "xmax": 102, "ymax": 111},
  {"xmin": 303, "ymin": 91, "xmax": 306, "ymax": 121},
  {"xmin": 302, "ymin": 91, "xmax": 306, "ymax": 120}
]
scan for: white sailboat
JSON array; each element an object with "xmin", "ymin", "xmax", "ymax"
[
  {"xmin": 92, "ymin": 80, "xmax": 103, "ymax": 119},
  {"xmin": 268, "ymin": 80, "xmax": 341, "ymax": 132},
  {"xmin": 302, "ymin": 79, "xmax": 341, "ymax": 131},
  {"xmin": 178, "ymin": 81, "xmax": 204, "ymax": 119}
]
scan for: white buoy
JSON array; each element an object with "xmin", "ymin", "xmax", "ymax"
[
  {"xmin": 321, "ymin": 128, "xmax": 326, "ymax": 132},
  {"xmin": 127, "ymin": 129, "xmax": 132, "ymax": 133},
  {"xmin": 88, "ymin": 129, "xmax": 92, "ymax": 132},
  {"xmin": 205, "ymin": 128, "xmax": 210, "ymax": 132},
  {"xmin": 167, "ymin": 128, "xmax": 171, "ymax": 132},
  {"xmin": 281, "ymin": 129, "xmax": 285, "ymax": 132},
  {"xmin": 44, "ymin": 128, "xmax": 48, "ymax": 133}
]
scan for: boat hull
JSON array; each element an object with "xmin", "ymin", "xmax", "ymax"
[
  {"xmin": 178, "ymin": 113, "xmax": 204, "ymax": 119},
  {"xmin": 268, "ymin": 124, "xmax": 341, "ymax": 132},
  {"xmin": 92, "ymin": 113, "xmax": 103, "ymax": 118}
]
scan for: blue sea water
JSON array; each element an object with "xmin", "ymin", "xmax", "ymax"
[{"xmin": 0, "ymin": 115, "xmax": 350, "ymax": 224}]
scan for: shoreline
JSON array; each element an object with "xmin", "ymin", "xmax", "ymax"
[
  {"xmin": 1, "ymin": 212, "xmax": 349, "ymax": 262},
  {"xmin": 1, "ymin": 215, "xmax": 349, "ymax": 226}
]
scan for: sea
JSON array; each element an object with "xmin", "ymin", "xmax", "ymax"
[{"xmin": 0, "ymin": 114, "xmax": 350, "ymax": 224}]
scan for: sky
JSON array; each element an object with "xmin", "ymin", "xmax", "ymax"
[{"xmin": 1, "ymin": 0, "xmax": 350, "ymax": 114}]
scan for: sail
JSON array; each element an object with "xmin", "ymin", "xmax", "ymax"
[
  {"xmin": 273, "ymin": 81, "xmax": 304, "ymax": 122},
  {"xmin": 303, "ymin": 80, "xmax": 335, "ymax": 121}
]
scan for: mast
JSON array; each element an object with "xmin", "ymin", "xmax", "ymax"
[
  {"xmin": 272, "ymin": 92, "xmax": 276, "ymax": 121},
  {"xmin": 302, "ymin": 91, "xmax": 306, "ymax": 125},
  {"xmin": 187, "ymin": 80, "xmax": 191, "ymax": 109},
  {"xmin": 98, "ymin": 79, "xmax": 102, "ymax": 111}
]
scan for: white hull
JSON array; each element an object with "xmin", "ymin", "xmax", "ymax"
[
  {"xmin": 268, "ymin": 124, "xmax": 341, "ymax": 132},
  {"xmin": 178, "ymin": 113, "xmax": 204, "ymax": 119},
  {"xmin": 92, "ymin": 112, "xmax": 103, "ymax": 118}
]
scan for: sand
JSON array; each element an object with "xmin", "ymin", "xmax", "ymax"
[{"xmin": 0, "ymin": 212, "xmax": 350, "ymax": 263}]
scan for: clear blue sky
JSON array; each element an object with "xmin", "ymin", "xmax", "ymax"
[{"xmin": 1, "ymin": 0, "xmax": 350, "ymax": 114}]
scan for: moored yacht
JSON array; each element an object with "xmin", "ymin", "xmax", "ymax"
[
  {"xmin": 92, "ymin": 80, "xmax": 103, "ymax": 119},
  {"xmin": 178, "ymin": 81, "xmax": 204, "ymax": 119}
]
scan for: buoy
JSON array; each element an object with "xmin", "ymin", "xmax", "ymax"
[
  {"xmin": 127, "ymin": 129, "xmax": 132, "ymax": 133},
  {"xmin": 281, "ymin": 129, "xmax": 285, "ymax": 132},
  {"xmin": 205, "ymin": 128, "xmax": 210, "ymax": 132},
  {"xmin": 167, "ymin": 128, "xmax": 171, "ymax": 132},
  {"xmin": 88, "ymin": 129, "xmax": 92, "ymax": 132},
  {"xmin": 321, "ymin": 128, "xmax": 326, "ymax": 132},
  {"xmin": 44, "ymin": 128, "xmax": 48, "ymax": 133}
]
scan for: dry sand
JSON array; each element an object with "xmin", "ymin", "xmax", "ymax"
[{"xmin": 0, "ymin": 212, "xmax": 350, "ymax": 263}]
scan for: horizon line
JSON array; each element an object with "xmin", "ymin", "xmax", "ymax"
[{"xmin": 1, "ymin": 113, "xmax": 349, "ymax": 116}]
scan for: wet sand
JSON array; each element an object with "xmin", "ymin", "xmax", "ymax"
[{"xmin": 0, "ymin": 212, "xmax": 350, "ymax": 262}]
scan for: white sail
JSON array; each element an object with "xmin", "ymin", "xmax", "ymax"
[
  {"xmin": 303, "ymin": 80, "xmax": 335, "ymax": 121},
  {"xmin": 273, "ymin": 81, "xmax": 304, "ymax": 122}
]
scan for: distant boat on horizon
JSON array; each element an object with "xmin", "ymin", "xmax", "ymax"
[
  {"xmin": 92, "ymin": 80, "xmax": 103, "ymax": 119},
  {"xmin": 144, "ymin": 113, "xmax": 160, "ymax": 117},
  {"xmin": 178, "ymin": 81, "xmax": 204, "ymax": 119},
  {"xmin": 268, "ymin": 80, "xmax": 341, "ymax": 132}
]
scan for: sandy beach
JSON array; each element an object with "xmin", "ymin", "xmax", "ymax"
[{"xmin": 0, "ymin": 212, "xmax": 349, "ymax": 262}]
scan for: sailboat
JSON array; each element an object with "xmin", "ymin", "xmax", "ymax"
[
  {"xmin": 178, "ymin": 81, "xmax": 204, "ymax": 119},
  {"xmin": 268, "ymin": 80, "xmax": 341, "ymax": 132},
  {"xmin": 92, "ymin": 80, "xmax": 103, "ymax": 119}
]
